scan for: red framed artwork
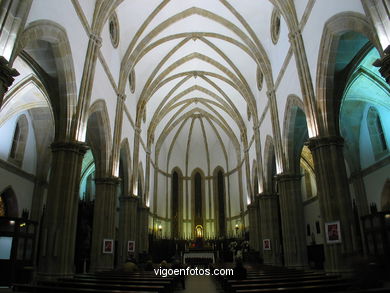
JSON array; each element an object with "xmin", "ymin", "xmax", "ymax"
[
  {"xmin": 325, "ymin": 221, "xmax": 342, "ymax": 244},
  {"xmin": 103, "ymin": 239, "xmax": 114, "ymax": 254},
  {"xmin": 263, "ymin": 239, "xmax": 271, "ymax": 250},
  {"xmin": 127, "ymin": 240, "xmax": 135, "ymax": 253}
]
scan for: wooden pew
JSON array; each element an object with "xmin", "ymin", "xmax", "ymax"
[
  {"xmin": 230, "ymin": 278, "xmax": 348, "ymax": 292},
  {"xmin": 38, "ymin": 280, "xmax": 167, "ymax": 292},
  {"xmin": 13, "ymin": 283, "xmax": 157, "ymax": 293},
  {"xmin": 234, "ymin": 282, "xmax": 355, "ymax": 293}
]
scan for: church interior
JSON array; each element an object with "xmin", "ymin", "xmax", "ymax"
[{"xmin": 0, "ymin": 0, "xmax": 389, "ymax": 292}]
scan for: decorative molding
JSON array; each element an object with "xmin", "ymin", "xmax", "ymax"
[
  {"xmin": 349, "ymin": 155, "xmax": 390, "ymax": 183},
  {"xmin": 0, "ymin": 158, "xmax": 36, "ymax": 183}
]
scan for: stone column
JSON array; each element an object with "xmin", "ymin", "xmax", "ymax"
[
  {"xmin": 307, "ymin": 136, "xmax": 355, "ymax": 273},
  {"xmin": 350, "ymin": 171, "xmax": 368, "ymax": 254},
  {"xmin": 38, "ymin": 141, "xmax": 88, "ymax": 279},
  {"xmin": 276, "ymin": 173, "xmax": 308, "ymax": 268},
  {"xmin": 137, "ymin": 205, "xmax": 149, "ymax": 254},
  {"xmin": 0, "ymin": 56, "xmax": 19, "ymax": 107},
  {"xmin": 89, "ymin": 177, "xmax": 119, "ymax": 272},
  {"xmin": 247, "ymin": 197, "xmax": 261, "ymax": 253},
  {"xmin": 30, "ymin": 178, "xmax": 47, "ymax": 222},
  {"xmin": 259, "ymin": 193, "xmax": 282, "ymax": 266},
  {"xmin": 117, "ymin": 196, "xmax": 138, "ymax": 266}
]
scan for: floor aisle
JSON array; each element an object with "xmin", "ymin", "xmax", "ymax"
[{"xmin": 175, "ymin": 274, "xmax": 222, "ymax": 293}]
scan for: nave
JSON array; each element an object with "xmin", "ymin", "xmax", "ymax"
[
  {"xmin": 1, "ymin": 0, "xmax": 390, "ymax": 292},
  {"xmin": 9, "ymin": 259, "xmax": 390, "ymax": 293}
]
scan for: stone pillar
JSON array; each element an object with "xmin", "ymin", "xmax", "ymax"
[
  {"xmin": 117, "ymin": 196, "xmax": 138, "ymax": 266},
  {"xmin": 137, "ymin": 205, "xmax": 149, "ymax": 255},
  {"xmin": 276, "ymin": 173, "xmax": 308, "ymax": 268},
  {"xmin": 374, "ymin": 45, "xmax": 390, "ymax": 85},
  {"xmin": 350, "ymin": 171, "xmax": 368, "ymax": 254},
  {"xmin": 38, "ymin": 141, "xmax": 88, "ymax": 279},
  {"xmin": 30, "ymin": 178, "xmax": 47, "ymax": 222},
  {"xmin": 307, "ymin": 136, "xmax": 355, "ymax": 273},
  {"xmin": 259, "ymin": 193, "xmax": 282, "ymax": 266},
  {"xmin": 247, "ymin": 197, "xmax": 261, "ymax": 253},
  {"xmin": 0, "ymin": 56, "xmax": 19, "ymax": 107},
  {"xmin": 89, "ymin": 177, "xmax": 119, "ymax": 272}
]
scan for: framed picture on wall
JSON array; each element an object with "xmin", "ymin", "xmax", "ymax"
[
  {"xmin": 325, "ymin": 221, "xmax": 342, "ymax": 244},
  {"xmin": 127, "ymin": 240, "xmax": 135, "ymax": 253},
  {"xmin": 103, "ymin": 239, "xmax": 114, "ymax": 254},
  {"xmin": 263, "ymin": 239, "xmax": 271, "ymax": 250}
]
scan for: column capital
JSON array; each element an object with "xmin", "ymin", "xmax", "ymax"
[
  {"xmin": 50, "ymin": 141, "xmax": 89, "ymax": 155},
  {"xmin": 373, "ymin": 45, "xmax": 390, "ymax": 85},
  {"xmin": 247, "ymin": 202, "xmax": 257, "ymax": 210},
  {"xmin": 94, "ymin": 176, "xmax": 120, "ymax": 185},
  {"xmin": 0, "ymin": 56, "xmax": 19, "ymax": 90},
  {"xmin": 259, "ymin": 192, "xmax": 277, "ymax": 197},
  {"xmin": 138, "ymin": 205, "xmax": 150, "ymax": 212},
  {"xmin": 306, "ymin": 135, "xmax": 344, "ymax": 151},
  {"xmin": 275, "ymin": 172, "xmax": 302, "ymax": 182},
  {"xmin": 89, "ymin": 33, "xmax": 102, "ymax": 48},
  {"xmin": 119, "ymin": 195, "xmax": 139, "ymax": 203}
]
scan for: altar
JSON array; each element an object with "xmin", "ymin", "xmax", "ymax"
[{"xmin": 183, "ymin": 250, "xmax": 215, "ymax": 265}]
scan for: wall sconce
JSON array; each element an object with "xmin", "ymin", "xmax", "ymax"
[{"xmin": 235, "ymin": 223, "xmax": 239, "ymax": 236}]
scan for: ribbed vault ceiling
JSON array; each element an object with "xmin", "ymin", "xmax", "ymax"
[{"xmin": 111, "ymin": 0, "xmax": 276, "ymax": 175}]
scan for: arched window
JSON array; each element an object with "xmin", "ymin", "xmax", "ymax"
[
  {"xmin": 0, "ymin": 187, "xmax": 19, "ymax": 217},
  {"xmin": 8, "ymin": 114, "xmax": 28, "ymax": 167},
  {"xmin": 217, "ymin": 170, "xmax": 226, "ymax": 237},
  {"xmin": 367, "ymin": 107, "xmax": 387, "ymax": 160},
  {"xmin": 172, "ymin": 171, "xmax": 179, "ymax": 238},
  {"xmin": 0, "ymin": 196, "xmax": 6, "ymax": 216},
  {"xmin": 137, "ymin": 175, "xmax": 143, "ymax": 199}
]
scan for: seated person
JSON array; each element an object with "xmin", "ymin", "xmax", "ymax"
[{"xmin": 144, "ymin": 260, "xmax": 154, "ymax": 271}]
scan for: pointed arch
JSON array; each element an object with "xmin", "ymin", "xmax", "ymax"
[
  {"xmin": 119, "ymin": 138, "xmax": 132, "ymax": 196},
  {"xmin": 191, "ymin": 168, "xmax": 206, "ymax": 237},
  {"xmin": 213, "ymin": 165, "xmax": 226, "ymax": 237},
  {"xmin": 381, "ymin": 179, "xmax": 390, "ymax": 211},
  {"xmin": 8, "ymin": 114, "xmax": 28, "ymax": 167},
  {"xmin": 137, "ymin": 162, "xmax": 145, "ymax": 200},
  {"xmin": 263, "ymin": 135, "xmax": 276, "ymax": 194},
  {"xmin": 0, "ymin": 186, "xmax": 19, "ymax": 217},
  {"xmin": 282, "ymin": 95, "xmax": 308, "ymax": 173},
  {"xmin": 86, "ymin": 100, "xmax": 112, "ymax": 178},
  {"xmin": 171, "ymin": 166, "xmax": 183, "ymax": 238},
  {"xmin": 252, "ymin": 160, "xmax": 259, "ymax": 196},
  {"xmin": 15, "ymin": 20, "xmax": 77, "ymax": 141},
  {"xmin": 316, "ymin": 12, "xmax": 381, "ymax": 136}
]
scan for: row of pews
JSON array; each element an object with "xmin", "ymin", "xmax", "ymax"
[
  {"xmin": 217, "ymin": 265, "xmax": 390, "ymax": 293},
  {"xmin": 13, "ymin": 271, "xmax": 176, "ymax": 293}
]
